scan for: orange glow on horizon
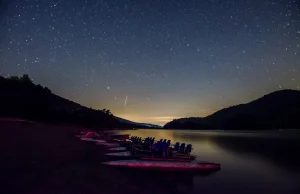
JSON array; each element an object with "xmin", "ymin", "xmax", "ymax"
[{"xmin": 116, "ymin": 109, "xmax": 215, "ymax": 126}]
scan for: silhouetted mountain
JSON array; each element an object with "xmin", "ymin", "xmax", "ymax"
[
  {"xmin": 0, "ymin": 75, "xmax": 156, "ymax": 129},
  {"xmin": 164, "ymin": 90, "xmax": 300, "ymax": 130},
  {"xmin": 115, "ymin": 117, "xmax": 163, "ymax": 129}
]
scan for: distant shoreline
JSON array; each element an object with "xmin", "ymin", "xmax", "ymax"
[
  {"xmin": 132, "ymin": 128, "xmax": 300, "ymax": 134},
  {"xmin": 1, "ymin": 117, "xmax": 299, "ymax": 132}
]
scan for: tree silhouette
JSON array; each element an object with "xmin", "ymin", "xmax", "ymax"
[
  {"xmin": 20, "ymin": 74, "xmax": 33, "ymax": 84},
  {"xmin": 0, "ymin": 74, "xmax": 123, "ymax": 128},
  {"xmin": 7, "ymin": 74, "xmax": 33, "ymax": 84},
  {"xmin": 44, "ymin": 87, "xmax": 52, "ymax": 93},
  {"xmin": 106, "ymin": 109, "xmax": 112, "ymax": 116},
  {"xmin": 101, "ymin": 109, "xmax": 113, "ymax": 116},
  {"xmin": 8, "ymin": 76, "xmax": 20, "ymax": 81}
]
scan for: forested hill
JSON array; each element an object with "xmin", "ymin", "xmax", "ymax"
[
  {"xmin": 164, "ymin": 90, "xmax": 300, "ymax": 130},
  {"xmin": 0, "ymin": 75, "xmax": 156, "ymax": 129}
]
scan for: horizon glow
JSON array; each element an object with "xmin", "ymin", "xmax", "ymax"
[{"xmin": 1, "ymin": 0, "xmax": 299, "ymax": 125}]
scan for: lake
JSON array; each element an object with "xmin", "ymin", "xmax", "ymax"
[{"xmin": 118, "ymin": 129, "xmax": 300, "ymax": 194}]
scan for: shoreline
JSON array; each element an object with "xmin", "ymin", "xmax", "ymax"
[{"xmin": 0, "ymin": 120, "xmax": 193, "ymax": 194}]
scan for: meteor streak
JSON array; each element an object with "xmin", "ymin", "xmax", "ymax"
[{"xmin": 124, "ymin": 96, "xmax": 128, "ymax": 107}]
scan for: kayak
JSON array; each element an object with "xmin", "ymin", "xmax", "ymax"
[
  {"xmin": 107, "ymin": 147, "xmax": 127, "ymax": 151},
  {"xmin": 80, "ymin": 137, "xmax": 106, "ymax": 143},
  {"xmin": 96, "ymin": 142, "xmax": 120, "ymax": 147},
  {"xmin": 106, "ymin": 151, "xmax": 132, "ymax": 157},
  {"xmin": 102, "ymin": 160, "xmax": 220, "ymax": 171}
]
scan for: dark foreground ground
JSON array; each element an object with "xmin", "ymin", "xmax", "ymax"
[{"xmin": 0, "ymin": 120, "xmax": 198, "ymax": 194}]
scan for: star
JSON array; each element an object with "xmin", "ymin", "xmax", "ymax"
[{"xmin": 0, "ymin": 0, "xmax": 299, "ymax": 127}]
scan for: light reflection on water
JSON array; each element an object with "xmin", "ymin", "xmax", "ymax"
[{"xmin": 118, "ymin": 129, "xmax": 300, "ymax": 194}]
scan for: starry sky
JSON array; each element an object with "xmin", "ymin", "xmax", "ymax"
[{"xmin": 0, "ymin": 0, "xmax": 300, "ymax": 125}]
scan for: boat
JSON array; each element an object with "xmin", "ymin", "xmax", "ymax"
[
  {"xmin": 140, "ymin": 156, "xmax": 196, "ymax": 162},
  {"xmin": 105, "ymin": 136, "xmax": 196, "ymax": 162},
  {"xmin": 96, "ymin": 142, "xmax": 120, "ymax": 147},
  {"xmin": 102, "ymin": 160, "xmax": 220, "ymax": 172},
  {"xmin": 107, "ymin": 147, "xmax": 127, "ymax": 151},
  {"xmin": 128, "ymin": 139, "xmax": 197, "ymax": 161},
  {"xmin": 105, "ymin": 149, "xmax": 196, "ymax": 162},
  {"xmin": 106, "ymin": 151, "xmax": 132, "ymax": 157},
  {"xmin": 76, "ymin": 131, "xmax": 129, "ymax": 140},
  {"xmin": 80, "ymin": 137, "xmax": 106, "ymax": 143}
]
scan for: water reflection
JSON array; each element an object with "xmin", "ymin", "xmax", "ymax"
[{"xmin": 118, "ymin": 129, "xmax": 300, "ymax": 194}]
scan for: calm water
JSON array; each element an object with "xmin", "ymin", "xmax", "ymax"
[{"xmin": 118, "ymin": 129, "xmax": 300, "ymax": 194}]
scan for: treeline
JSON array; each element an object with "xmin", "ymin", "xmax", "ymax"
[
  {"xmin": 164, "ymin": 117, "xmax": 213, "ymax": 129},
  {"xmin": 164, "ymin": 90, "xmax": 300, "ymax": 130},
  {"xmin": 0, "ymin": 74, "xmax": 138, "ymax": 129}
]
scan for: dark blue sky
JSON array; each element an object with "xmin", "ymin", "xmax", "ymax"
[{"xmin": 1, "ymin": 0, "xmax": 300, "ymax": 125}]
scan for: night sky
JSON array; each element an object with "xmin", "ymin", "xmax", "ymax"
[{"xmin": 1, "ymin": 0, "xmax": 300, "ymax": 125}]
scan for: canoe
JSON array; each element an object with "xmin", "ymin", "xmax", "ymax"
[
  {"xmin": 102, "ymin": 160, "xmax": 220, "ymax": 171},
  {"xmin": 107, "ymin": 147, "xmax": 127, "ymax": 151}
]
